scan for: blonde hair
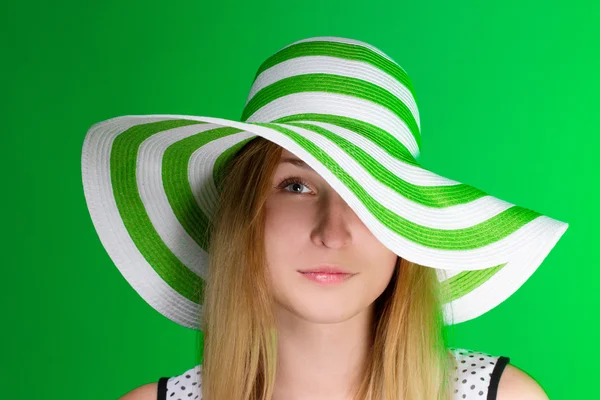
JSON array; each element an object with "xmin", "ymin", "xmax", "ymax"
[{"xmin": 201, "ymin": 136, "xmax": 455, "ymax": 399}]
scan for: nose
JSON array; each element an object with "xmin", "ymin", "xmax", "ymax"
[{"xmin": 310, "ymin": 189, "xmax": 354, "ymax": 249}]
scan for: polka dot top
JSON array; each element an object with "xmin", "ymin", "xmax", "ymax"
[{"xmin": 157, "ymin": 347, "xmax": 510, "ymax": 400}]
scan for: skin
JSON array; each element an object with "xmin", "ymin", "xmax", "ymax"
[
  {"xmin": 497, "ymin": 364, "xmax": 550, "ymax": 400},
  {"xmin": 119, "ymin": 147, "xmax": 550, "ymax": 400},
  {"xmin": 263, "ymin": 148, "xmax": 398, "ymax": 400}
]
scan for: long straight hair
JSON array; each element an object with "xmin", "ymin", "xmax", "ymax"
[{"xmin": 201, "ymin": 136, "xmax": 454, "ymax": 399}]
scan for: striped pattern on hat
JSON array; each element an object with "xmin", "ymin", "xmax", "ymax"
[{"xmin": 81, "ymin": 36, "xmax": 569, "ymax": 328}]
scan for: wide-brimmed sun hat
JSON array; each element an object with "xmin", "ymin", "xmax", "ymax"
[{"xmin": 81, "ymin": 36, "xmax": 569, "ymax": 328}]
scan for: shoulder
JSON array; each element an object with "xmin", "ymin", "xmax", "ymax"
[
  {"xmin": 497, "ymin": 363, "xmax": 549, "ymax": 400},
  {"xmin": 118, "ymin": 382, "xmax": 158, "ymax": 400}
]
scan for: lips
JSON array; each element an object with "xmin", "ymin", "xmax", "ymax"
[
  {"xmin": 297, "ymin": 264, "xmax": 357, "ymax": 286},
  {"xmin": 299, "ymin": 271, "xmax": 355, "ymax": 285},
  {"xmin": 297, "ymin": 264, "xmax": 353, "ymax": 274}
]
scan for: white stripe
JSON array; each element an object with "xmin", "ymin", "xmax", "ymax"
[
  {"xmin": 83, "ymin": 114, "xmax": 568, "ymax": 328},
  {"xmin": 135, "ymin": 114, "xmax": 566, "ymax": 271},
  {"xmin": 301, "ymin": 121, "xmax": 460, "ymax": 186},
  {"xmin": 245, "ymin": 55, "xmax": 420, "ymax": 132},
  {"xmin": 436, "ymin": 268, "xmax": 463, "ymax": 282},
  {"xmin": 137, "ymin": 127, "xmax": 256, "ymax": 281},
  {"xmin": 82, "ymin": 116, "xmax": 201, "ymax": 329},
  {"xmin": 283, "ymin": 36, "xmax": 400, "ymax": 66},
  {"xmin": 244, "ymin": 92, "xmax": 420, "ymax": 158},
  {"xmin": 284, "ymin": 123, "xmax": 514, "ymax": 230},
  {"xmin": 188, "ymin": 131, "xmax": 257, "ymax": 221},
  {"xmin": 137, "ymin": 123, "xmax": 217, "ymax": 279},
  {"xmin": 291, "ymin": 131, "xmax": 566, "ymax": 270},
  {"xmin": 443, "ymin": 218, "xmax": 568, "ymax": 324}
]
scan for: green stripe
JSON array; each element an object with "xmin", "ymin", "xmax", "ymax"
[
  {"xmin": 253, "ymin": 40, "xmax": 417, "ymax": 104},
  {"xmin": 241, "ymin": 73, "xmax": 421, "ymax": 151},
  {"xmin": 213, "ymin": 136, "xmax": 257, "ymax": 192},
  {"xmin": 251, "ymin": 122, "xmax": 542, "ymax": 250},
  {"xmin": 272, "ymin": 113, "xmax": 418, "ymax": 166},
  {"xmin": 439, "ymin": 264, "xmax": 506, "ymax": 304},
  {"xmin": 162, "ymin": 127, "xmax": 254, "ymax": 252},
  {"xmin": 284, "ymin": 121, "xmax": 486, "ymax": 208},
  {"xmin": 111, "ymin": 119, "xmax": 208, "ymax": 303},
  {"xmin": 108, "ymin": 117, "xmax": 529, "ymax": 312}
]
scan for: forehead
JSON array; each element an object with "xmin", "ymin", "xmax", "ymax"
[
  {"xmin": 277, "ymin": 149, "xmax": 315, "ymax": 172},
  {"xmin": 280, "ymin": 148, "xmax": 297, "ymax": 158}
]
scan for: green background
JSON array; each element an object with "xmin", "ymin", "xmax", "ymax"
[{"xmin": 2, "ymin": 0, "xmax": 597, "ymax": 398}]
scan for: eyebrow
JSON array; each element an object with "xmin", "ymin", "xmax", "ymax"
[{"xmin": 279, "ymin": 157, "xmax": 313, "ymax": 170}]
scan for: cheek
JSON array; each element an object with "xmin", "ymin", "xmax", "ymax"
[
  {"xmin": 359, "ymin": 230, "xmax": 398, "ymax": 273},
  {"xmin": 360, "ymin": 242, "xmax": 398, "ymax": 296},
  {"xmin": 363, "ymin": 256, "xmax": 397, "ymax": 294},
  {"xmin": 263, "ymin": 202, "xmax": 311, "ymax": 271},
  {"xmin": 376, "ymin": 259, "xmax": 397, "ymax": 294},
  {"xmin": 264, "ymin": 199, "xmax": 314, "ymax": 242}
]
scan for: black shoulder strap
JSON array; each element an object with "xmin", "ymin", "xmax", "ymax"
[
  {"xmin": 487, "ymin": 356, "xmax": 510, "ymax": 400},
  {"xmin": 157, "ymin": 377, "xmax": 169, "ymax": 400}
]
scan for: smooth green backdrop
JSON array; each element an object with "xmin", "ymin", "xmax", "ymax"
[{"xmin": 2, "ymin": 0, "xmax": 597, "ymax": 398}]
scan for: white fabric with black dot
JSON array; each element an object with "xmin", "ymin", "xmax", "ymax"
[
  {"xmin": 159, "ymin": 365, "xmax": 202, "ymax": 399},
  {"xmin": 449, "ymin": 347, "xmax": 510, "ymax": 399},
  {"xmin": 157, "ymin": 348, "xmax": 510, "ymax": 399}
]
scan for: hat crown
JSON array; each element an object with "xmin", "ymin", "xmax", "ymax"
[{"xmin": 239, "ymin": 37, "xmax": 423, "ymax": 159}]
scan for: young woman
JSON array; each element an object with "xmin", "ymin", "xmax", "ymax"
[{"xmin": 82, "ymin": 36, "xmax": 567, "ymax": 399}]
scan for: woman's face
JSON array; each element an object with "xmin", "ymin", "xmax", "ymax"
[{"xmin": 263, "ymin": 148, "xmax": 398, "ymax": 324}]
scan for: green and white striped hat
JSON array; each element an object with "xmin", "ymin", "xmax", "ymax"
[{"xmin": 81, "ymin": 36, "xmax": 569, "ymax": 328}]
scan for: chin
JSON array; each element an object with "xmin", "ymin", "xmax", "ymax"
[
  {"xmin": 286, "ymin": 300, "xmax": 365, "ymax": 324},
  {"xmin": 300, "ymin": 312, "xmax": 360, "ymax": 325}
]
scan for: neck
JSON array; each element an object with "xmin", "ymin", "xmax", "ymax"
[{"xmin": 271, "ymin": 304, "xmax": 374, "ymax": 400}]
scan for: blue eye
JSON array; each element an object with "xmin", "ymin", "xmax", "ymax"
[{"xmin": 278, "ymin": 176, "xmax": 314, "ymax": 195}]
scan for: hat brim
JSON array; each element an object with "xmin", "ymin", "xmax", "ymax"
[{"xmin": 81, "ymin": 114, "xmax": 568, "ymax": 327}]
